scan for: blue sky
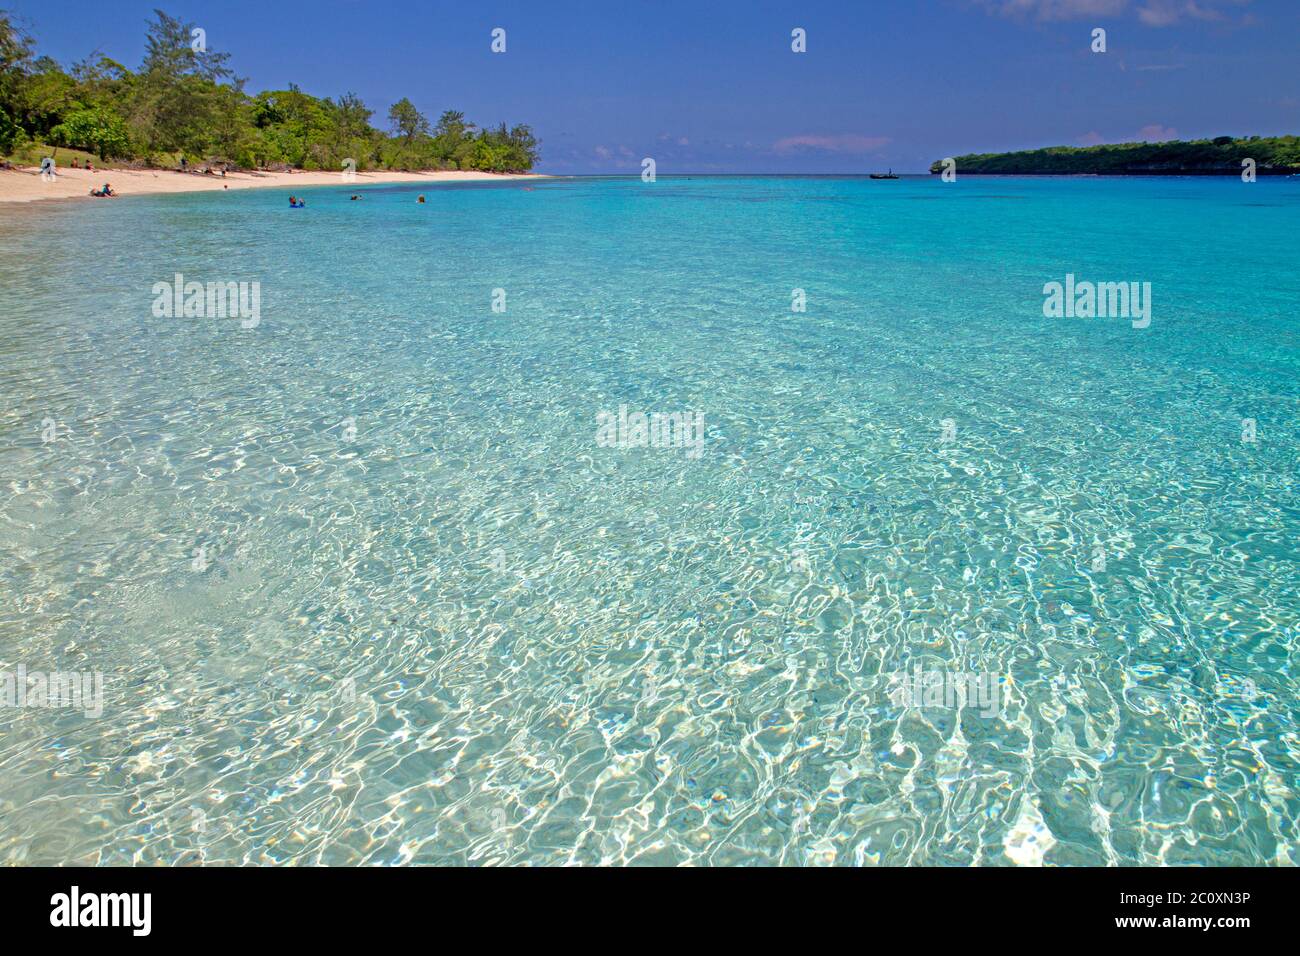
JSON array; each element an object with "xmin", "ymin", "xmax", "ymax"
[{"xmin": 6, "ymin": 0, "xmax": 1298, "ymax": 172}]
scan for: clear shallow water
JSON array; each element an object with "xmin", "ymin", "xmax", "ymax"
[{"xmin": 0, "ymin": 174, "xmax": 1297, "ymax": 866}]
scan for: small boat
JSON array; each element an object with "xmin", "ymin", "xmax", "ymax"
[{"xmin": 869, "ymin": 169, "xmax": 899, "ymax": 180}]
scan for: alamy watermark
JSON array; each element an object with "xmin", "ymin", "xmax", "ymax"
[
  {"xmin": 890, "ymin": 665, "xmax": 1001, "ymax": 718},
  {"xmin": 50, "ymin": 886, "xmax": 150, "ymax": 936},
  {"xmin": 151, "ymin": 273, "xmax": 261, "ymax": 328},
  {"xmin": 1042, "ymin": 273, "xmax": 1151, "ymax": 329},
  {"xmin": 595, "ymin": 405, "xmax": 705, "ymax": 458},
  {"xmin": 2, "ymin": 665, "xmax": 104, "ymax": 718}
]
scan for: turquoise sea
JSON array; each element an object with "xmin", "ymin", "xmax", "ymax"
[{"xmin": 1, "ymin": 174, "xmax": 1297, "ymax": 865}]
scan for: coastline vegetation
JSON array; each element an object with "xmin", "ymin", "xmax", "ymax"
[
  {"xmin": 930, "ymin": 136, "xmax": 1300, "ymax": 176},
  {"xmin": 0, "ymin": 8, "xmax": 539, "ymax": 173}
]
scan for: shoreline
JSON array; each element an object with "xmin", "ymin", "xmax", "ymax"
[
  {"xmin": 926, "ymin": 170, "xmax": 1299, "ymax": 177},
  {"xmin": 0, "ymin": 166, "xmax": 545, "ymax": 204}
]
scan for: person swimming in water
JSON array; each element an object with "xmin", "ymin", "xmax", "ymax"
[
  {"xmin": 350, "ymin": 194, "xmax": 361, "ymax": 201},
  {"xmin": 417, "ymin": 195, "xmax": 425, "ymax": 204},
  {"xmin": 289, "ymin": 195, "xmax": 305, "ymax": 207}
]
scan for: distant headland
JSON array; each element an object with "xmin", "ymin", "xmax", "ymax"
[{"xmin": 930, "ymin": 136, "xmax": 1300, "ymax": 176}]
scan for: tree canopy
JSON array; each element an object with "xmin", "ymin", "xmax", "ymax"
[
  {"xmin": 930, "ymin": 137, "xmax": 1300, "ymax": 175},
  {"xmin": 0, "ymin": 8, "xmax": 539, "ymax": 172}
]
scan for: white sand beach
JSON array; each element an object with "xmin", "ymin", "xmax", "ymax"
[{"xmin": 0, "ymin": 165, "xmax": 543, "ymax": 203}]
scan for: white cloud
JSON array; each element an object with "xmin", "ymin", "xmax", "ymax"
[
  {"xmin": 1137, "ymin": 0, "xmax": 1245, "ymax": 25},
  {"xmin": 974, "ymin": 0, "xmax": 1127, "ymax": 20},
  {"xmin": 1136, "ymin": 123, "xmax": 1178, "ymax": 140},
  {"xmin": 772, "ymin": 134, "xmax": 891, "ymax": 155},
  {"xmin": 1076, "ymin": 125, "xmax": 1180, "ymax": 145},
  {"xmin": 974, "ymin": 0, "xmax": 1252, "ymax": 24}
]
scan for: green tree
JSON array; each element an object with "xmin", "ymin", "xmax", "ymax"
[
  {"xmin": 931, "ymin": 136, "xmax": 1300, "ymax": 175},
  {"xmin": 435, "ymin": 109, "xmax": 468, "ymax": 139},
  {"xmin": 17, "ymin": 57, "xmax": 76, "ymax": 136},
  {"xmin": 0, "ymin": 9, "xmax": 35, "ymax": 108},
  {"xmin": 142, "ymin": 9, "xmax": 232, "ymax": 82},
  {"xmin": 334, "ymin": 92, "xmax": 372, "ymax": 139},
  {"xmin": 0, "ymin": 102, "xmax": 18, "ymax": 153},
  {"xmin": 0, "ymin": 12, "xmax": 35, "ymax": 153},
  {"xmin": 131, "ymin": 9, "xmax": 242, "ymax": 159},
  {"xmin": 387, "ymin": 97, "xmax": 429, "ymax": 145},
  {"xmin": 49, "ymin": 104, "xmax": 131, "ymax": 157},
  {"xmin": 1, "ymin": 9, "xmax": 539, "ymax": 171}
]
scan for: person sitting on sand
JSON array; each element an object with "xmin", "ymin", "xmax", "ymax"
[
  {"xmin": 71, "ymin": 158, "xmax": 79, "ymax": 169},
  {"xmin": 86, "ymin": 160, "xmax": 94, "ymax": 173},
  {"xmin": 89, "ymin": 183, "xmax": 116, "ymax": 198}
]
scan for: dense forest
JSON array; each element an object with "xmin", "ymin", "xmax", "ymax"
[
  {"xmin": 0, "ymin": 8, "xmax": 539, "ymax": 172},
  {"xmin": 930, "ymin": 136, "xmax": 1300, "ymax": 176}
]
